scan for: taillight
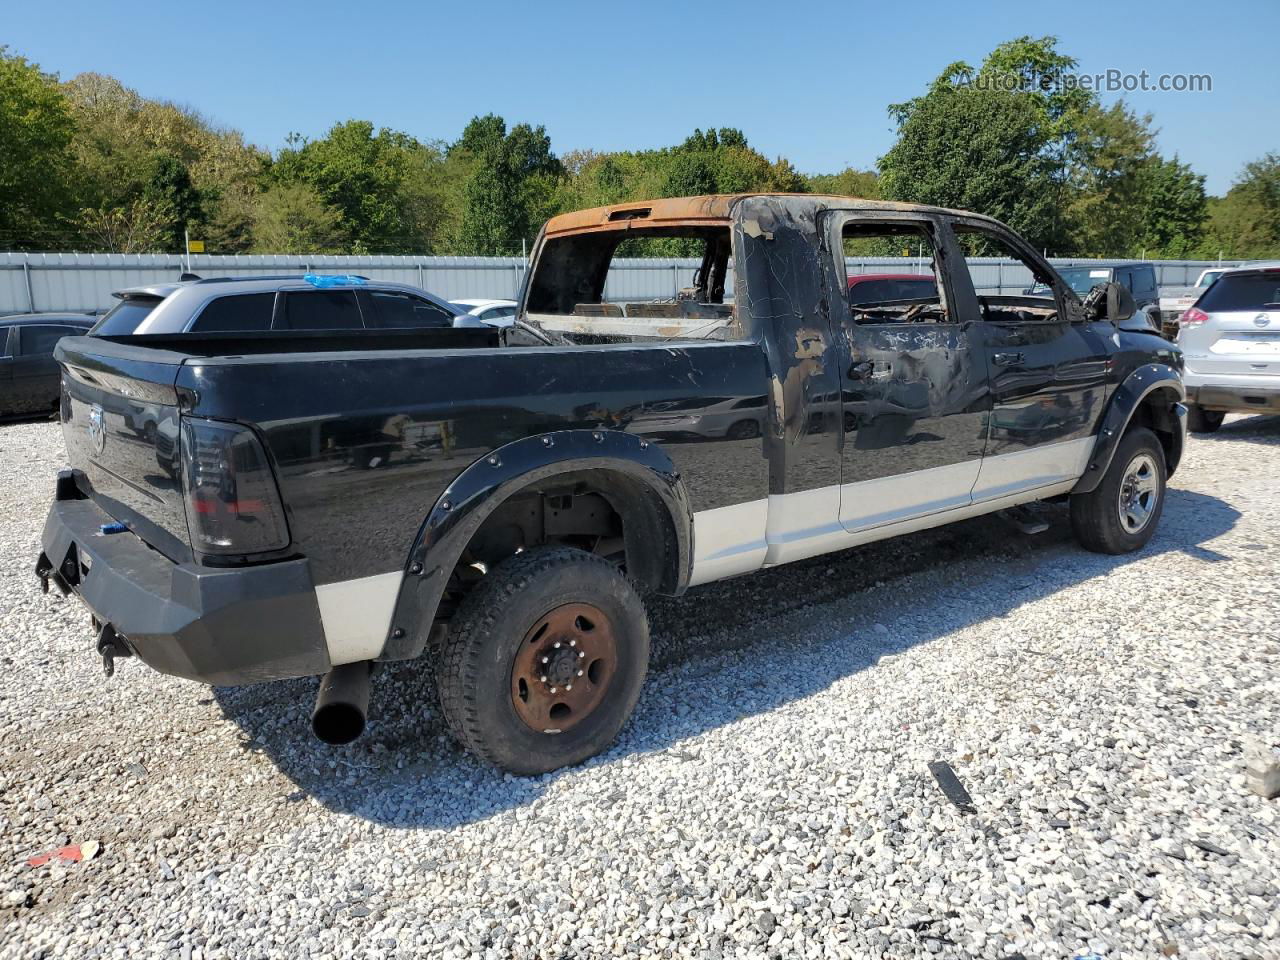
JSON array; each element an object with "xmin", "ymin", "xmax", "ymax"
[
  {"xmin": 1180, "ymin": 307, "xmax": 1209, "ymax": 327},
  {"xmin": 180, "ymin": 418, "xmax": 289, "ymax": 556}
]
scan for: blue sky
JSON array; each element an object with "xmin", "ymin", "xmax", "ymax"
[{"xmin": 7, "ymin": 0, "xmax": 1277, "ymax": 194}]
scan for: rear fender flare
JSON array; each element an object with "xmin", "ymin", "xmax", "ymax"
[
  {"xmin": 381, "ymin": 429, "xmax": 692, "ymax": 660},
  {"xmin": 1073, "ymin": 363, "xmax": 1186, "ymax": 495}
]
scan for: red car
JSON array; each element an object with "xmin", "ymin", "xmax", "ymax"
[{"xmin": 847, "ymin": 273, "xmax": 937, "ymax": 305}]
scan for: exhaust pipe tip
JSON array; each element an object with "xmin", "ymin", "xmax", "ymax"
[{"xmin": 312, "ymin": 661, "xmax": 372, "ymax": 745}]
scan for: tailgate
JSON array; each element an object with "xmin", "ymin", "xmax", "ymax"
[
  {"xmin": 1187, "ymin": 310, "xmax": 1280, "ymax": 376},
  {"xmin": 56, "ymin": 336, "xmax": 192, "ymax": 562}
]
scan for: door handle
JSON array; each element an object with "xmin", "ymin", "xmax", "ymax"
[{"xmin": 992, "ymin": 352, "xmax": 1025, "ymax": 367}]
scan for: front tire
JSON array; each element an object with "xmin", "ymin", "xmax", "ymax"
[
  {"xmin": 436, "ymin": 546, "xmax": 649, "ymax": 775},
  {"xmin": 1069, "ymin": 427, "xmax": 1167, "ymax": 554},
  {"xmin": 1186, "ymin": 404, "xmax": 1225, "ymax": 433}
]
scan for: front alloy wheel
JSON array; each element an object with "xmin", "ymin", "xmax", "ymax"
[
  {"xmin": 1117, "ymin": 452, "xmax": 1160, "ymax": 535},
  {"xmin": 1070, "ymin": 426, "xmax": 1167, "ymax": 554}
]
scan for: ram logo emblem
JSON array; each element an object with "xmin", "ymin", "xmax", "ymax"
[{"xmin": 88, "ymin": 404, "xmax": 106, "ymax": 454}]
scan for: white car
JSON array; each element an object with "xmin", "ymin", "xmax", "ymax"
[
  {"xmin": 1178, "ymin": 263, "xmax": 1280, "ymax": 431},
  {"xmin": 1159, "ymin": 267, "xmax": 1233, "ymax": 337},
  {"xmin": 450, "ymin": 299, "xmax": 518, "ymax": 328}
]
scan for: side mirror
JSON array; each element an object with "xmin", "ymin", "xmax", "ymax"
[
  {"xmin": 1083, "ymin": 281, "xmax": 1136, "ymax": 323},
  {"xmin": 1107, "ymin": 282, "xmax": 1137, "ymax": 324}
]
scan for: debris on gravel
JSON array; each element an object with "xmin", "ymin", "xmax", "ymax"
[{"xmin": 2, "ymin": 415, "xmax": 1279, "ymax": 959}]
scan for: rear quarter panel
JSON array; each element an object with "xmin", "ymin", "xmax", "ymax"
[{"xmin": 178, "ymin": 343, "xmax": 771, "ymax": 586}]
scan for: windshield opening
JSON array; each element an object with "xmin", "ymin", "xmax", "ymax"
[{"xmin": 1054, "ymin": 267, "xmax": 1114, "ymax": 297}]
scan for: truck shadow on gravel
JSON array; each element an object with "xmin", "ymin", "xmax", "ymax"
[
  {"xmin": 212, "ymin": 486, "xmax": 1240, "ymax": 829},
  {"xmin": 1196, "ymin": 414, "xmax": 1280, "ymax": 447}
]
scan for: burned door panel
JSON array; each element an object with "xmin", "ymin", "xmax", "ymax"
[
  {"xmin": 824, "ymin": 211, "xmax": 991, "ymax": 532},
  {"xmin": 837, "ymin": 323, "xmax": 989, "ymax": 528}
]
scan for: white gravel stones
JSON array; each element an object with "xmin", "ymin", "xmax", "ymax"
[
  {"xmin": 2, "ymin": 415, "xmax": 1279, "ymax": 959},
  {"xmin": 1244, "ymin": 737, "xmax": 1280, "ymax": 799}
]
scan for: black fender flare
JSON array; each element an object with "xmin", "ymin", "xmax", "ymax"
[
  {"xmin": 380, "ymin": 429, "xmax": 693, "ymax": 661},
  {"xmin": 1073, "ymin": 363, "xmax": 1186, "ymax": 495}
]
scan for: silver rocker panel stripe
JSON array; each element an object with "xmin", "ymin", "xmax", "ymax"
[{"xmin": 315, "ymin": 571, "xmax": 403, "ymax": 665}]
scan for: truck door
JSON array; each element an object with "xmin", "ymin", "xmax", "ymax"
[
  {"xmin": 825, "ymin": 211, "xmax": 990, "ymax": 533},
  {"xmin": 944, "ymin": 218, "xmax": 1112, "ymax": 502}
]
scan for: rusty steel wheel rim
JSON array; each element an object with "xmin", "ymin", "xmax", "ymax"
[{"xmin": 510, "ymin": 602, "xmax": 617, "ymax": 734}]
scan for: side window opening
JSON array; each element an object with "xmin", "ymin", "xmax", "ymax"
[
  {"xmin": 842, "ymin": 221, "xmax": 947, "ymax": 325},
  {"xmin": 20, "ymin": 325, "xmax": 80, "ymax": 355},
  {"xmin": 524, "ymin": 226, "xmax": 743, "ymax": 344},
  {"xmin": 279, "ymin": 290, "xmax": 365, "ymax": 331},
  {"xmin": 952, "ymin": 224, "xmax": 1062, "ymax": 324},
  {"xmin": 367, "ymin": 291, "xmax": 454, "ymax": 329},
  {"xmin": 190, "ymin": 293, "xmax": 276, "ymax": 332}
]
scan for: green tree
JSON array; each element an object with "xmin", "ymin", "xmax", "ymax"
[
  {"xmin": 880, "ymin": 84, "xmax": 1063, "ymax": 250},
  {"xmin": 143, "ymin": 155, "xmax": 204, "ymax": 250},
  {"xmin": 1137, "ymin": 156, "xmax": 1207, "ymax": 258},
  {"xmin": 272, "ymin": 120, "xmax": 427, "ymax": 252},
  {"xmin": 455, "ymin": 115, "xmax": 563, "ymax": 255},
  {"xmin": 250, "ymin": 182, "xmax": 342, "ymax": 253},
  {"xmin": 75, "ymin": 198, "xmax": 174, "ymax": 253},
  {"xmin": 1065, "ymin": 103, "xmax": 1156, "ymax": 256},
  {"xmin": 62, "ymin": 72, "xmax": 263, "ymax": 251},
  {"xmin": 0, "ymin": 48, "xmax": 76, "ymax": 248},
  {"xmin": 1197, "ymin": 154, "xmax": 1280, "ymax": 259},
  {"xmin": 807, "ymin": 168, "xmax": 881, "ymax": 198}
]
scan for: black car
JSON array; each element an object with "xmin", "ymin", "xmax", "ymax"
[
  {"xmin": 0, "ymin": 314, "xmax": 95, "ymax": 418},
  {"xmin": 36, "ymin": 194, "xmax": 1187, "ymax": 776},
  {"xmin": 1028, "ymin": 262, "xmax": 1161, "ymax": 332}
]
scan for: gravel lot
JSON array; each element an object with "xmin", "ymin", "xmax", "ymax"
[{"xmin": 2, "ymin": 416, "xmax": 1278, "ymax": 960}]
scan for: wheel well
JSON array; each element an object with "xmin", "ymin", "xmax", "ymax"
[
  {"xmin": 1128, "ymin": 386, "xmax": 1183, "ymax": 476},
  {"xmin": 444, "ymin": 468, "xmax": 681, "ymax": 615}
]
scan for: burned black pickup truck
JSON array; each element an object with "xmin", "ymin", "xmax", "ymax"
[{"xmin": 37, "ymin": 194, "xmax": 1187, "ymax": 774}]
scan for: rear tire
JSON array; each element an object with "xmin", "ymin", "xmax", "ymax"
[
  {"xmin": 436, "ymin": 546, "xmax": 649, "ymax": 775},
  {"xmin": 1186, "ymin": 404, "xmax": 1225, "ymax": 433},
  {"xmin": 1069, "ymin": 427, "xmax": 1166, "ymax": 555}
]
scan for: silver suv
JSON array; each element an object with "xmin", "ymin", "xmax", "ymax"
[
  {"xmin": 1178, "ymin": 263, "xmax": 1280, "ymax": 432},
  {"xmin": 90, "ymin": 275, "xmax": 484, "ymax": 336}
]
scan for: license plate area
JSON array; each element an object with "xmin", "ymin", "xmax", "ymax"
[{"xmin": 1213, "ymin": 335, "xmax": 1280, "ymax": 356}]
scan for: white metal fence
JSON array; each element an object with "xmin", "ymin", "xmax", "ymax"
[{"xmin": 0, "ymin": 251, "xmax": 1240, "ymax": 316}]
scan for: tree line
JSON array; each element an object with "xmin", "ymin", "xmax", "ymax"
[{"xmin": 1, "ymin": 37, "xmax": 1276, "ymax": 259}]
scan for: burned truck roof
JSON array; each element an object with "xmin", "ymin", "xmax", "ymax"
[{"xmin": 541, "ymin": 193, "xmax": 1001, "ymax": 238}]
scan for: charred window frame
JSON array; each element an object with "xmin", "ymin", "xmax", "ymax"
[
  {"xmin": 820, "ymin": 210, "xmax": 958, "ymax": 325},
  {"xmin": 944, "ymin": 217, "xmax": 1082, "ymax": 324},
  {"xmin": 522, "ymin": 224, "xmax": 743, "ymax": 343}
]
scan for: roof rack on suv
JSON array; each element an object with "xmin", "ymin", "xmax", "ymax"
[{"xmin": 185, "ymin": 275, "xmax": 371, "ymax": 285}]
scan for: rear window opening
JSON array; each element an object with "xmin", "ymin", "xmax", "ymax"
[
  {"xmin": 1198, "ymin": 272, "xmax": 1280, "ymax": 312},
  {"xmin": 843, "ymin": 222, "xmax": 948, "ymax": 325},
  {"xmin": 90, "ymin": 296, "xmax": 161, "ymax": 336},
  {"xmin": 524, "ymin": 226, "xmax": 743, "ymax": 344}
]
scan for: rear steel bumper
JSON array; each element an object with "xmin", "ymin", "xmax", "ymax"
[{"xmin": 37, "ymin": 471, "xmax": 330, "ymax": 685}]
